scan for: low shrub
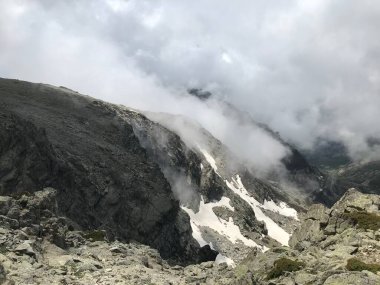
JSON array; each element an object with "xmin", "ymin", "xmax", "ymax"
[
  {"xmin": 267, "ymin": 257, "xmax": 304, "ymax": 279},
  {"xmin": 343, "ymin": 211, "xmax": 380, "ymax": 231},
  {"xmin": 346, "ymin": 258, "xmax": 380, "ymax": 273},
  {"xmin": 83, "ymin": 230, "xmax": 106, "ymax": 242}
]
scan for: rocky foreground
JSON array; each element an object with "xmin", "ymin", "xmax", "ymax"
[
  {"xmin": 0, "ymin": 188, "xmax": 379, "ymax": 284},
  {"xmin": 235, "ymin": 189, "xmax": 380, "ymax": 285}
]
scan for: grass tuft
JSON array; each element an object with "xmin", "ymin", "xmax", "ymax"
[
  {"xmin": 83, "ymin": 230, "xmax": 106, "ymax": 242},
  {"xmin": 267, "ymin": 257, "xmax": 304, "ymax": 280},
  {"xmin": 346, "ymin": 258, "xmax": 380, "ymax": 273},
  {"xmin": 343, "ymin": 211, "xmax": 380, "ymax": 231}
]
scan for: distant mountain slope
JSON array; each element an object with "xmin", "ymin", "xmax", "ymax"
[
  {"xmin": 186, "ymin": 91, "xmax": 327, "ymax": 203},
  {"xmin": 301, "ymin": 139, "xmax": 352, "ymax": 171},
  {"xmin": 315, "ymin": 160, "xmax": 380, "ymax": 206}
]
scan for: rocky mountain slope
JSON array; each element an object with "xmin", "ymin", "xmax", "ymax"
[
  {"xmin": 0, "ymin": 188, "xmax": 379, "ymax": 284},
  {"xmin": 316, "ymin": 160, "xmax": 380, "ymax": 206},
  {"xmin": 0, "ymin": 79, "xmax": 210, "ymax": 265},
  {"xmin": 0, "ymin": 78, "xmax": 313, "ymax": 265},
  {"xmin": 234, "ymin": 189, "xmax": 380, "ymax": 284},
  {"xmin": 1, "ymin": 78, "xmax": 379, "ymax": 284},
  {"xmin": 0, "ymin": 188, "xmax": 234, "ymax": 284}
]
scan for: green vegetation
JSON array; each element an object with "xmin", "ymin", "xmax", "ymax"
[
  {"xmin": 267, "ymin": 257, "xmax": 304, "ymax": 280},
  {"xmin": 0, "ymin": 245, "xmax": 8, "ymax": 254},
  {"xmin": 67, "ymin": 263, "xmax": 86, "ymax": 278},
  {"xmin": 83, "ymin": 230, "xmax": 106, "ymax": 242},
  {"xmin": 346, "ymin": 258, "xmax": 380, "ymax": 273},
  {"xmin": 272, "ymin": 247, "xmax": 289, "ymax": 254},
  {"xmin": 343, "ymin": 211, "xmax": 380, "ymax": 231},
  {"xmin": 234, "ymin": 264, "xmax": 249, "ymax": 279}
]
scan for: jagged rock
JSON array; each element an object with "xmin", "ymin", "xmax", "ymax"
[
  {"xmin": 0, "ymin": 197, "xmax": 11, "ymax": 215},
  {"xmin": 332, "ymin": 188, "xmax": 380, "ymax": 214},
  {"xmin": 13, "ymin": 241, "xmax": 37, "ymax": 258},
  {"xmin": 0, "ymin": 216, "xmax": 18, "ymax": 230},
  {"xmin": 0, "ymin": 263, "xmax": 6, "ymax": 283},
  {"xmin": 234, "ymin": 189, "xmax": 380, "ymax": 285},
  {"xmin": 323, "ymin": 271, "xmax": 380, "ymax": 285}
]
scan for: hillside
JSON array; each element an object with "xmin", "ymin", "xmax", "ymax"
[{"xmin": 0, "ymin": 78, "xmax": 379, "ymax": 284}]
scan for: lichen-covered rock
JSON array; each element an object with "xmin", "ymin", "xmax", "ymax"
[
  {"xmin": 233, "ymin": 189, "xmax": 380, "ymax": 285},
  {"xmin": 323, "ymin": 271, "xmax": 380, "ymax": 285}
]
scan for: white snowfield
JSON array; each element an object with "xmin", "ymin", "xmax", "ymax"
[
  {"xmin": 225, "ymin": 175, "xmax": 296, "ymax": 246},
  {"xmin": 215, "ymin": 253, "xmax": 235, "ymax": 267},
  {"xmin": 182, "ymin": 196, "xmax": 260, "ymax": 249},
  {"xmin": 262, "ymin": 200, "xmax": 298, "ymax": 220},
  {"xmin": 199, "ymin": 148, "xmax": 218, "ymax": 172}
]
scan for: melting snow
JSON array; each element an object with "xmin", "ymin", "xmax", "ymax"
[
  {"xmin": 182, "ymin": 196, "xmax": 259, "ymax": 248},
  {"xmin": 199, "ymin": 148, "xmax": 218, "ymax": 172},
  {"xmin": 262, "ymin": 200, "xmax": 298, "ymax": 220},
  {"xmin": 215, "ymin": 254, "xmax": 235, "ymax": 267},
  {"xmin": 225, "ymin": 175, "xmax": 291, "ymax": 246},
  {"xmin": 189, "ymin": 221, "xmax": 208, "ymax": 247}
]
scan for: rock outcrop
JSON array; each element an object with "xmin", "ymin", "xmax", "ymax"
[
  {"xmin": 233, "ymin": 189, "xmax": 380, "ymax": 284},
  {"xmin": 1, "ymin": 186, "xmax": 379, "ymax": 284},
  {"xmin": 0, "ymin": 189, "xmax": 232, "ymax": 284}
]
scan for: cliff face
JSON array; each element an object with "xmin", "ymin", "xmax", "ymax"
[{"xmin": 0, "ymin": 78, "xmax": 205, "ymax": 264}]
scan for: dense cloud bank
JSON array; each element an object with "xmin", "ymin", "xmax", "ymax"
[{"xmin": 1, "ymin": 0, "xmax": 380, "ymax": 164}]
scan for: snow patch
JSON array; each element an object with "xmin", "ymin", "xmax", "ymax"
[
  {"xmin": 215, "ymin": 254, "xmax": 235, "ymax": 267},
  {"xmin": 262, "ymin": 200, "xmax": 298, "ymax": 220},
  {"xmin": 225, "ymin": 175, "xmax": 291, "ymax": 246},
  {"xmin": 182, "ymin": 196, "xmax": 258, "ymax": 248},
  {"xmin": 189, "ymin": 221, "xmax": 208, "ymax": 247},
  {"xmin": 199, "ymin": 148, "xmax": 218, "ymax": 172},
  {"xmin": 218, "ymin": 196, "xmax": 235, "ymax": 212}
]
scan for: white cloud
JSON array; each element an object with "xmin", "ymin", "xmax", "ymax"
[{"xmin": 0, "ymin": 0, "xmax": 379, "ymax": 163}]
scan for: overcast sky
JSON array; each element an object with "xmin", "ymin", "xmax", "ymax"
[{"xmin": 1, "ymin": 0, "xmax": 380, "ymax": 164}]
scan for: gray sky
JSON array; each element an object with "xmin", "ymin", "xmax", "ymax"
[{"xmin": 1, "ymin": 0, "xmax": 380, "ymax": 165}]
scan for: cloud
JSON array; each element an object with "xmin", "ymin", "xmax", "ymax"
[{"xmin": 0, "ymin": 0, "xmax": 379, "ymax": 163}]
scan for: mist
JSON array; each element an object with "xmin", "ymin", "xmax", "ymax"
[{"xmin": 1, "ymin": 0, "xmax": 380, "ymax": 167}]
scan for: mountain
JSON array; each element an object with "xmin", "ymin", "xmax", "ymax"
[
  {"xmin": 315, "ymin": 160, "xmax": 380, "ymax": 206},
  {"xmin": 302, "ymin": 139, "xmax": 352, "ymax": 171},
  {"xmin": 0, "ymin": 78, "xmax": 210, "ymax": 265},
  {"xmin": 234, "ymin": 189, "xmax": 380, "ymax": 284},
  {"xmin": 0, "ymin": 78, "xmax": 379, "ymax": 284},
  {"xmin": 0, "ymin": 78, "xmax": 315, "ymax": 264},
  {"xmin": 186, "ymin": 90, "xmax": 328, "ymax": 204}
]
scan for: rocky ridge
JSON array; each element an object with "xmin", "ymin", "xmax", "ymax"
[
  {"xmin": 1, "ymin": 188, "xmax": 379, "ymax": 284},
  {"xmin": 234, "ymin": 189, "xmax": 380, "ymax": 284},
  {"xmin": 0, "ymin": 188, "xmax": 233, "ymax": 284}
]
